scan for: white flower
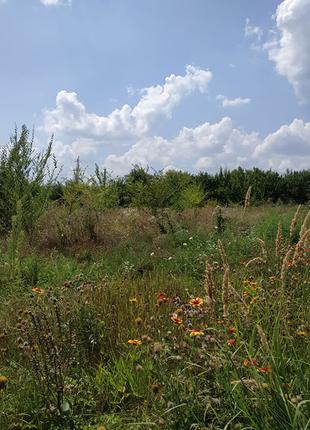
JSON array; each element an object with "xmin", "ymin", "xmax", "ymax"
[
  {"xmin": 150, "ymin": 252, "xmax": 155, "ymax": 256},
  {"xmin": 183, "ymin": 243, "xmax": 188, "ymax": 246}
]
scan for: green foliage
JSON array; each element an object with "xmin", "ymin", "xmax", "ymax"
[{"xmin": 0, "ymin": 125, "xmax": 55, "ymax": 233}]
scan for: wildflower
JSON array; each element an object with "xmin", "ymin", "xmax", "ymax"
[
  {"xmin": 127, "ymin": 339, "xmax": 142, "ymax": 346},
  {"xmin": 243, "ymin": 358, "xmax": 258, "ymax": 367},
  {"xmin": 228, "ymin": 326, "xmax": 236, "ymax": 334},
  {"xmin": 150, "ymin": 252, "xmax": 155, "ymax": 257},
  {"xmin": 97, "ymin": 427, "xmax": 106, "ymax": 430},
  {"xmin": 189, "ymin": 237, "xmax": 193, "ymax": 240},
  {"xmin": 257, "ymin": 366, "xmax": 271, "ymax": 374},
  {"xmin": 157, "ymin": 292, "xmax": 169, "ymax": 305},
  {"xmin": 135, "ymin": 317, "xmax": 143, "ymax": 325},
  {"xmin": 168, "ymin": 256, "xmax": 173, "ymax": 260},
  {"xmin": 0, "ymin": 376, "xmax": 8, "ymax": 390},
  {"xmin": 189, "ymin": 297, "xmax": 204, "ymax": 307},
  {"xmin": 31, "ymin": 288, "xmax": 45, "ymax": 295},
  {"xmin": 227, "ymin": 338, "xmax": 236, "ymax": 346},
  {"xmin": 250, "ymin": 297, "xmax": 258, "ymax": 305},
  {"xmin": 189, "ymin": 329, "xmax": 204, "ymax": 337},
  {"xmin": 183, "ymin": 242, "xmax": 187, "ymax": 246},
  {"xmin": 129, "ymin": 297, "xmax": 138, "ymax": 304},
  {"xmin": 296, "ymin": 330, "xmax": 307, "ymax": 337},
  {"xmin": 170, "ymin": 314, "xmax": 183, "ymax": 325}
]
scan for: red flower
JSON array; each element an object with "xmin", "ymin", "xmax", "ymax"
[
  {"xmin": 257, "ymin": 366, "xmax": 271, "ymax": 374},
  {"xmin": 227, "ymin": 338, "xmax": 236, "ymax": 346},
  {"xmin": 243, "ymin": 358, "xmax": 258, "ymax": 367},
  {"xmin": 228, "ymin": 326, "xmax": 236, "ymax": 334},
  {"xmin": 157, "ymin": 292, "xmax": 169, "ymax": 305}
]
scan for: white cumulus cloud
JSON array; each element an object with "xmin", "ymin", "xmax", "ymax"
[
  {"xmin": 266, "ymin": 0, "xmax": 310, "ymax": 102},
  {"xmin": 43, "ymin": 65, "xmax": 213, "ymax": 140}
]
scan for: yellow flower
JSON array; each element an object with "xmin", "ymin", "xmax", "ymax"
[
  {"xmin": 189, "ymin": 329, "xmax": 204, "ymax": 337},
  {"xmin": 32, "ymin": 288, "xmax": 45, "ymax": 295},
  {"xmin": 129, "ymin": 297, "xmax": 138, "ymax": 304},
  {"xmin": 296, "ymin": 330, "xmax": 307, "ymax": 337},
  {"xmin": 127, "ymin": 339, "xmax": 142, "ymax": 346}
]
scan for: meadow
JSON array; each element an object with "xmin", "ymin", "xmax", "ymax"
[
  {"xmin": 0, "ymin": 203, "xmax": 309, "ymax": 430},
  {"xmin": 0, "ymin": 127, "xmax": 309, "ymax": 429}
]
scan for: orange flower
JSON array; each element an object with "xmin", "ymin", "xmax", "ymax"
[
  {"xmin": 189, "ymin": 297, "xmax": 204, "ymax": 307},
  {"xmin": 170, "ymin": 314, "xmax": 183, "ymax": 325},
  {"xmin": 228, "ymin": 326, "xmax": 236, "ymax": 334},
  {"xmin": 189, "ymin": 329, "xmax": 204, "ymax": 337},
  {"xmin": 32, "ymin": 288, "xmax": 45, "ymax": 295},
  {"xmin": 227, "ymin": 338, "xmax": 236, "ymax": 346},
  {"xmin": 243, "ymin": 358, "xmax": 258, "ymax": 367},
  {"xmin": 257, "ymin": 366, "xmax": 271, "ymax": 374},
  {"xmin": 127, "ymin": 339, "xmax": 142, "ymax": 346}
]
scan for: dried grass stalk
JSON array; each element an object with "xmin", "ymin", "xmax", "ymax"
[
  {"xmin": 292, "ymin": 228, "xmax": 309, "ymax": 266},
  {"xmin": 204, "ymin": 259, "xmax": 214, "ymax": 304},
  {"xmin": 257, "ymin": 324, "xmax": 269, "ymax": 354},
  {"xmin": 290, "ymin": 204, "xmax": 301, "ymax": 238},
  {"xmin": 222, "ymin": 265, "xmax": 230, "ymax": 319},
  {"xmin": 275, "ymin": 222, "xmax": 282, "ymax": 257},
  {"xmin": 244, "ymin": 186, "xmax": 252, "ymax": 209},
  {"xmin": 300, "ymin": 209, "xmax": 310, "ymax": 239},
  {"xmin": 258, "ymin": 238, "xmax": 267, "ymax": 261},
  {"xmin": 280, "ymin": 246, "xmax": 293, "ymax": 288},
  {"xmin": 218, "ymin": 239, "xmax": 228, "ymax": 267},
  {"xmin": 245, "ymin": 257, "xmax": 265, "ymax": 267}
]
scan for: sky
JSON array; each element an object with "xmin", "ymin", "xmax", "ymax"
[{"xmin": 0, "ymin": 0, "xmax": 309, "ymax": 177}]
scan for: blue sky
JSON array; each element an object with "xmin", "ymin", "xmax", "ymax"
[{"xmin": 0, "ymin": 0, "xmax": 309, "ymax": 176}]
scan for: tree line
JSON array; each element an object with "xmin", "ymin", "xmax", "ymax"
[{"xmin": 1, "ymin": 126, "xmax": 309, "ymax": 233}]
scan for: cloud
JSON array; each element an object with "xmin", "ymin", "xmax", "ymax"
[
  {"xmin": 104, "ymin": 117, "xmax": 310, "ymax": 175},
  {"xmin": 265, "ymin": 0, "xmax": 310, "ymax": 102},
  {"xmin": 40, "ymin": 0, "xmax": 71, "ymax": 5},
  {"xmin": 43, "ymin": 65, "xmax": 213, "ymax": 140},
  {"xmin": 42, "ymin": 65, "xmax": 309, "ymax": 176},
  {"xmin": 245, "ymin": 18, "xmax": 263, "ymax": 41},
  {"xmin": 217, "ymin": 95, "xmax": 252, "ymax": 107}
]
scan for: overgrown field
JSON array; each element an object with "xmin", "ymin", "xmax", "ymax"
[{"xmin": 0, "ymin": 204, "xmax": 309, "ymax": 430}]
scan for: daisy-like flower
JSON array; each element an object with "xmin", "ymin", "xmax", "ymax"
[
  {"xmin": 189, "ymin": 329, "xmax": 204, "ymax": 337},
  {"xmin": 127, "ymin": 339, "xmax": 142, "ymax": 346},
  {"xmin": 170, "ymin": 314, "xmax": 183, "ymax": 325},
  {"xmin": 32, "ymin": 288, "xmax": 45, "ymax": 295},
  {"xmin": 189, "ymin": 297, "xmax": 204, "ymax": 307}
]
